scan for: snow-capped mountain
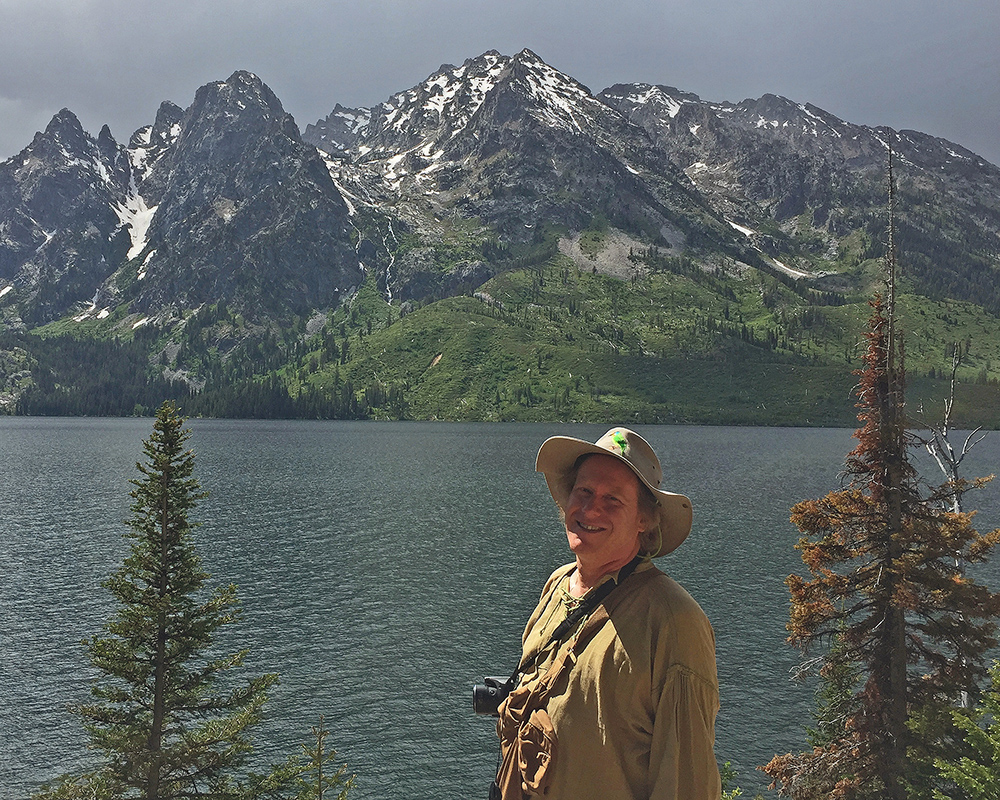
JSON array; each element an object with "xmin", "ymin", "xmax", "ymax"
[
  {"xmin": 0, "ymin": 110, "xmax": 132, "ymax": 323},
  {"xmin": 304, "ymin": 49, "xmax": 729, "ymax": 299},
  {"xmin": 1, "ymin": 71, "xmax": 362, "ymax": 328},
  {"xmin": 596, "ymin": 82, "xmax": 1000, "ymax": 309},
  {"xmin": 1, "ymin": 48, "xmax": 999, "ymax": 332}
]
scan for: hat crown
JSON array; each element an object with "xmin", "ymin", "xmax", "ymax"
[{"xmin": 595, "ymin": 428, "xmax": 663, "ymax": 489}]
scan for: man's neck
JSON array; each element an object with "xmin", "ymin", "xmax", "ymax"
[{"xmin": 571, "ymin": 550, "xmax": 640, "ymax": 597}]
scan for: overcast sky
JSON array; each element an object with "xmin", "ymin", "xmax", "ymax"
[{"xmin": 1, "ymin": 0, "xmax": 998, "ymax": 165}]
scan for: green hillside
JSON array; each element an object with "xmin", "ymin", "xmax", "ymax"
[
  {"xmin": 6, "ymin": 228, "xmax": 1000, "ymax": 426},
  {"xmin": 283, "ymin": 245, "xmax": 1000, "ymax": 427}
]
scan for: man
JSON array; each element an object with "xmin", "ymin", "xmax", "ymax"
[{"xmin": 494, "ymin": 427, "xmax": 720, "ymax": 800}]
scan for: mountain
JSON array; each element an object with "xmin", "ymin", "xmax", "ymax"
[
  {"xmin": 2, "ymin": 51, "xmax": 1000, "ymax": 423},
  {"xmin": 307, "ymin": 49, "xmax": 736, "ymax": 300},
  {"xmin": 0, "ymin": 110, "xmax": 132, "ymax": 324},
  {"xmin": 123, "ymin": 72, "xmax": 361, "ymax": 319},
  {"xmin": 1, "ymin": 71, "xmax": 362, "ymax": 331},
  {"xmin": 598, "ymin": 83, "xmax": 1000, "ymax": 310}
]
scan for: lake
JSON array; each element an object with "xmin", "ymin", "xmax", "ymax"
[{"xmin": 3, "ymin": 418, "xmax": 1000, "ymax": 798}]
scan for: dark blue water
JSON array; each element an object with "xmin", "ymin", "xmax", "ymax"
[{"xmin": 3, "ymin": 419, "xmax": 999, "ymax": 799}]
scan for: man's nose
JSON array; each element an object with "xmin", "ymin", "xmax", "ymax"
[{"xmin": 579, "ymin": 495, "xmax": 600, "ymax": 515}]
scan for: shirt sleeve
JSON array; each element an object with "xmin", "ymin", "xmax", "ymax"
[
  {"xmin": 647, "ymin": 597, "xmax": 722, "ymax": 800},
  {"xmin": 648, "ymin": 663, "xmax": 722, "ymax": 800}
]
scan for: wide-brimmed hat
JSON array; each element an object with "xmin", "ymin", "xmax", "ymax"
[{"xmin": 535, "ymin": 427, "xmax": 693, "ymax": 557}]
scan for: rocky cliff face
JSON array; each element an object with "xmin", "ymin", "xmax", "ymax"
[
  {"xmin": 1, "ymin": 71, "xmax": 363, "ymax": 328},
  {"xmin": 0, "ymin": 110, "xmax": 132, "ymax": 325},
  {"xmin": 116, "ymin": 71, "xmax": 362, "ymax": 320}
]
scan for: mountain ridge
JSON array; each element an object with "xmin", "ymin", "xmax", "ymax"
[{"xmin": 1, "ymin": 50, "xmax": 999, "ymax": 423}]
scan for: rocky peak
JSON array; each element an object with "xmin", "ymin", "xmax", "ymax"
[
  {"xmin": 12, "ymin": 107, "xmax": 129, "ymax": 195},
  {"xmin": 303, "ymin": 103, "xmax": 371, "ymax": 154},
  {"xmin": 128, "ymin": 101, "xmax": 184, "ymax": 183},
  {"xmin": 0, "ymin": 108, "xmax": 134, "ymax": 323},
  {"xmin": 480, "ymin": 49, "xmax": 611, "ymax": 135},
  {"xmin": 41, "ymin": 108, "xmax": 91, "ymax": 154},
  {"xmin": 331, "ymin": 50, "xmax": 511, "ymax": 161},
  {"xmin": 97, "ymin": 124, "xmax": 117, "ymax": 153},
  {"xmin": 112, "ymin": 69, "xmax": 359, "ymax": 316},
  {"xmin": 181, "ymin": 70, "xmax": 300, "ymax": 151}
]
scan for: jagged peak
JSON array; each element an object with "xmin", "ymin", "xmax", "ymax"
[
  {"xmin": 153, "ymin": 100, "xmax": 184, "ymax": 128},
  {"xmin": 226, "ymin": 69, "xmax": 262, "ymax": 83},
  {"xmin": 97, "ymin": 124, "xmax": 116, "ymax": 147},
  {"xmin": 512, "ymin": 47, "xmax": 545, "ymax": 65},
  {"xmin": 191, "ymin": 70, "xmax": 287, "ymax": 120},
  {"xmin": 96, "ymin": 124, "xmax": 120, "ymax": 163},
  {"xmin": 128, "ymin": 101, "xmax": 185, "ymax": 179},
  {"xmin": 505, "ymin": 49, "xmax": 594, "ymax": 99},
  {"xmin": 32, "ymin": 107, "xmax": 103, "ymax": 163},
  {"xmin": 44, "ymin": 108, "xmax": 85, "ymax": 137},
  {"xmin": 363, "ymin": 51, "xmax": 509, "ymax": 138}
]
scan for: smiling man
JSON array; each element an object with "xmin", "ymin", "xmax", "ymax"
[{"xmin": 492, "ymin": 427, "xmax": 721, "ymax": 800}]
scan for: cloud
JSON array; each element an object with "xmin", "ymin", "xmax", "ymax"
[{"xmin": 0, "ymin": 0, "xmax": 998, "ymax": 164}]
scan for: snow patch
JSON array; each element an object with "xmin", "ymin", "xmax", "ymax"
[
  {"xmin": 137, "ymin": 249, "xmax": 156, "ymax": 281},
  {"xmin": 771, "ymin": 258, "xmax": 811, "ymax": 279},
  {"xmin": 132, "ymin": 317, "xmax": 149, "ymax": 330},
  {"xmin": 728, "ymin": 221, "xmax": 756, "ymax": 237},
  {"xmin": 35, "ymin": 229, "xmax": 56, "ymax": 254},
  {"xmin": 0, "ymin": 285, "xmax": 12, "ymax": 298},
  {"xmin": 331, "ymin": 178, "xmax": 357, "ymax": 216},
  {"xmin": 335, "ymin": 108, "xmax": 371, "ymax": 133},
  {"xmin": 113, "ymin": 186, "xmax": 157, "ymax": 261},
  {"xmin": 524, "ymin": 63, "xmax": 593, "ymax": 132},
  {"xmin": 631, "ymin": 86, "xmax": 684, "ymax": 118}
]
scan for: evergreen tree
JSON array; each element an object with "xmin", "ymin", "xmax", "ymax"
[
  {"xmin": 253, "ymin": 717, "xmax": 354, "ymax": 800},
  {"xmin": 934, "ymin": 662, "xmax": 1000, "ymax": 800},
  {"xmin": 35, "ymin": 402, "xmax": 279, "ymax": 800},
  {"xmin": 804, "ymin": 629, "xmax": 862, "ymax": 750},
  {"xmin": 763, "ymin": 148, "xmax": 1000, "ymax": 799}
]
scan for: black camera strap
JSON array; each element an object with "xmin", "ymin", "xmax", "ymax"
[{"xmin": 510, "ymin": 554, "xmax": 644, "ymax": 686}]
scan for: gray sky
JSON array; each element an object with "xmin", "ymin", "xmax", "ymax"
[{"xmin": 1, "ymin": 0, "xmax": 998, "ymax": 165}]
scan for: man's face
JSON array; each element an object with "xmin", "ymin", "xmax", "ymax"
[{"xmin": 564, "ymin": 454, "xmax": 646, "ymax": 568}]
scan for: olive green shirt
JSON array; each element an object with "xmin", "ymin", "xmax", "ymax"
[{"xmin": 512, "ymin": 559, "xmax": 721, "ymax": 800}]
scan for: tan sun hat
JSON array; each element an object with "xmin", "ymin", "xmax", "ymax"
[{"xmin": 535, "ymin": 427, "xmax": 693, "ymax": 557}]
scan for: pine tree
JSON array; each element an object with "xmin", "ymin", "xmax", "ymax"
[
  {"xmin": 253, "ymin": 717, "xmax": 354, "ymax": 800},
  {"xmin": 934, "ymin": 662, "xmax": 1000, "ymax": 800},
  {"xmin": 762, "ymin": 146, "xmax": 1000, "ymax": 799},
  {"xmin": 35, "ymin": 402, "xmax": 279, "ymax": 800}
]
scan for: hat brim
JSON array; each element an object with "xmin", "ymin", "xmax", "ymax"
[{"xmin": 535, "ymin": 435, "xmax": 693, "ymax": 557}]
